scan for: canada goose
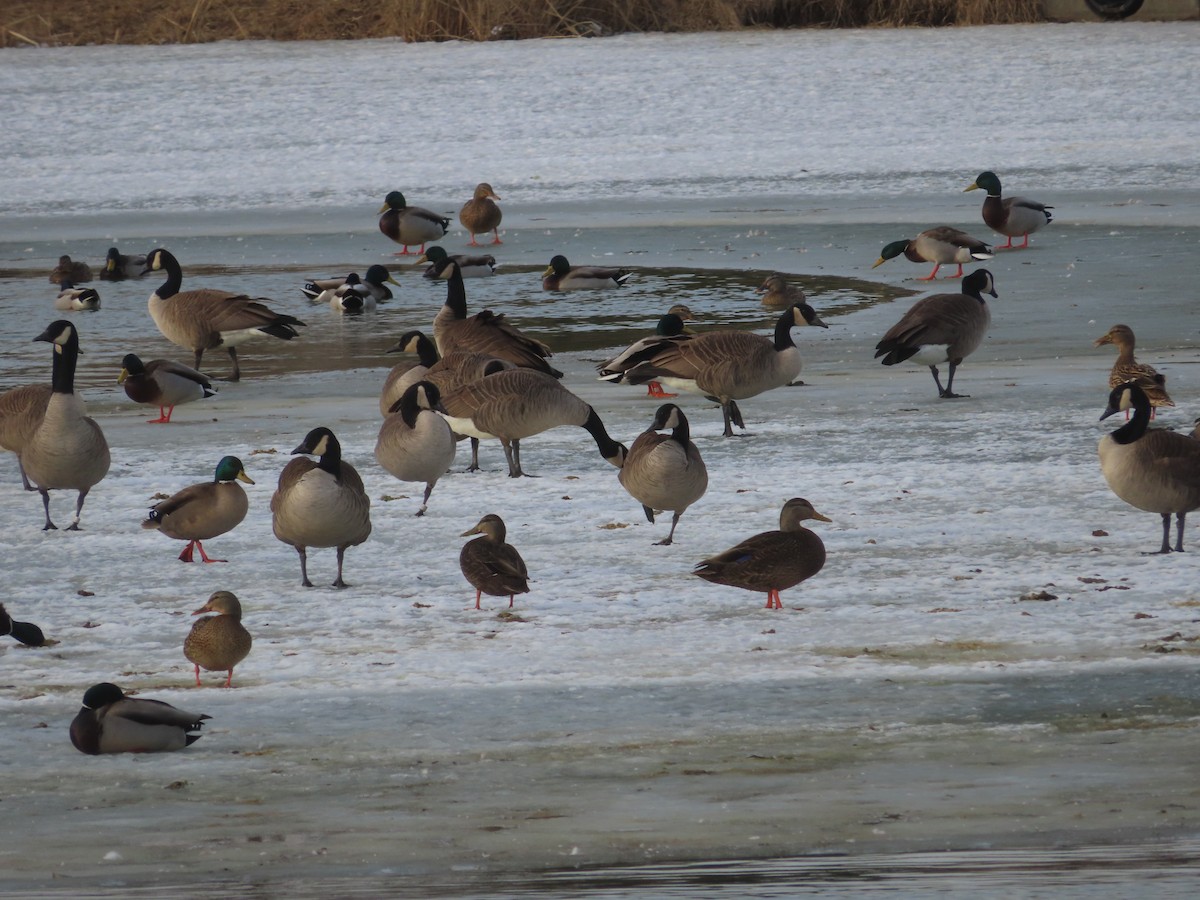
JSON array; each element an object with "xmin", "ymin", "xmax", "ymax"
[
  {"xmin": 694, "ymin": 498, "xmax": 830, "ymax": 609},
  {"xmin": 99, "ymin": 247, "xmax": 146, "ymax": 281},
  {"xmin": 49, "ymin": 254, "xmax": 92, "ymax": 284},
  {"xmin": 142, "ymin": 456, "xmax": 254, "ymax": 562},
  {"xmin": 302, "ymin": 264, "xmax": 398, "ymax": 303},
  {"xmin": 0, "ymin": 603, "xmax": 45, "ymax": 647},
  {"xmin": 459, "ymin": 182, "xmax": 503, "ymax": 246},
  {"xmin": 755, "ymin": 273, "xmax": 807, "ymax": 309},
  {"xmin": 70, "ymin": 683, "xmax": 210, "ymax": 755},
  {"xmin": 18, "ymin": 321, "xmax": 110, "ymax": 530},
  {"xmin": 542, "ymin": 254, "xmax": 631, "ymax": 291},
  {"xmin": 272, "ymin": 427, "xmax": 372, "ymax": 588},
  {"xmin": 963, "ymin": 171, "xmax": 1053, "ymax": 249},
  {"xmin": 54, "ymin": 282, "xmax": 100, "ymax": 311},
  {"xmin": 598, "ymin": 311, "xmax": 690, "ymax": 398},
  {"xmin": 872, "ymin": 227, "xmax": 994, "ymax": 281},
  {"xmin": 375, "ymin": 381, "xmax": 456, "ymax": 516},
  {"xmin": 142, "ymin": 248, "xmax": 305, "ymax": 382},
  {"xmin": 619, "ymin": 302, "xmax": 829, "ymax": 437},
  {"xmin": 379, "ymin": 190, "xmax": 450, "ymax": 255},
  {"xmin": 619, "ymin": 404, "xmax": 708, "ymax": 545},
  {"xmin": 433, "ymin": 262, "xmax": 562, "ymax": 378},
  {"xmin": 874, "ymin": 268, "xmax": 997, "ymax": 399},
  {"xmin": 417, "ymin": 245, "xmax": 498, "ymax": 279},
  {"xmin": 459, "ymin": 514, "xmax": 529, "ymax": 609},
  {"xmin": 440, "ymin": 368, "xmax": 627, "ymax": 477},
  {"xmin": 0, "ymin": 384, "xmax": 51, "ymax": 491},
  {"xmin": 1099, "ymin": 381, "xmax": 1200, "ymax": 554},
  {"xmin": 119, "ymin": 353, "xmax": 216, "ymax": 423},
  {"xmin": 184, "ymin": 590, "xmax": 253, "ymax": 688},
  {"xmin": 380, "ymin": 330, "xmax": 441, "ymax": 416},
  {"xmin": 1094, "ymin": 324, "xmax": 1174, "ymax": 417}
]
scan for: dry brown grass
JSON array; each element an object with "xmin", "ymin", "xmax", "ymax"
[{"xmin": 1, "ymin": 0, "xmax": 1044, "ymax": 48}]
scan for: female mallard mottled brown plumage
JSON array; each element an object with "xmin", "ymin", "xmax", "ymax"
[
  {"xmin": 417, "ymin": 245, "xmax": 498, "ymax": 279},
  {"xmin": 142, "ymin": 456, "xmax": 254, "ymax": 562},
  {"xmin": 1094, "ymin": 324, "xmax": 1174, "ymax": 415},
  {"xmin": 69, "ymin": 683, "xmax": 210, "ymax": 755},
  {"xmin": 378, "ymin": 190, "xmax": 449, "ymax": 255},
  {"xmin": 542, "ymin": 254, "xmax": 631, "ymax": 291},
  {"xmin": 459, "ymin": 182, "xmax": 503, "ymax": 246},
  {"xmin": 184, "ymin": 590, "xmax": 253, "ymax": 688},
  {"xmin": 963, "ymin": 171, "xmax": 1053, "ymax": 249},
  {"xmin": 756, "ymin": 273, "xmax": 808, "ymax": 308},
  {"xmin": 693, "ymin": 498, "xmax": 830, "ymax": 609},
  {"xmin": 119, "ymin": 353, "xmax": 215, "ymax": 423},
  {"xmin": 618, "ymin": 404, "xmax": 708, "ymax": 546},
  {"xmin": 375, "ymin": 381, "xmax": 456, "ymax": 516},
  {"xmin": 872, "ymin": 227, "xmax": 994, "ymax": 281},
  {"xmin": 50, "ymin": 255, "xmax": 92, "ymax": 284},
  {"xmin": 459, "ymin": 514, "xmax": 529, "ymax": 610}
]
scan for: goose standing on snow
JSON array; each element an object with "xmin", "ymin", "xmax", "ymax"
[
  {"xmin": 459, "ymin": 182, "xmax": 503, "ymax": 246},
  {"xmin": 49, "ymin": 255, "xmax": 92, "ymax": 284},
  {"xmin": 378, "ymin": 190, "xmax": 449, "ymax": 255},
  {"xmin": 459, "ymin": 514, "xmax": 529, "ymax": 610},
  {"xmin": 379, "ymin": 330, "xmax": 441, "ymax": 416},
  {"xmin": 119, "ymin": 353, "xmax": 215, "ymax": 423},
  {"xmin": 142, "ymin": 455, "xmax": 254, "ymax": 562},
  {"xmin": 963, "ymin": 171, "xmax": 1053, "ymax": 249},
  {"xmin": 542, "ymin": 254, "xmax": 631, "ymax": 291},
  {"xmin": 99, "ymin": 247, "xmax": 146, "ymax": 281},
  {"xmin": 142, "ymin": 248, "xmax": 305, "ymax": 382},
  {"xmin": 1094, "ymin": 324, "xmax": 1174, "ymax": 417},
  {"xmin": 874, "ymin": 268, "xmax": 996, "ymax": 399},
  {"xmin": 694, "ymin": 498, "xmax": 830, "ymax": 609},
  {"xmin": 417, "ymin": 245, "xmax": 498, "ymax": 279},
  {"xmin": 54, "ymin": 282, "xmax": 100, "ymax": 311},
  {"xmin": 272, "ymin": 427, "xmax": 372, "ymax": 588},
  {"xmin": 70, "ymin": 683, "xmax": 210, "ymax": 755},
  {"xmin": 618, "ymin": 404, "xmax": 708, "ymax": 545},
  {"xmin": 872, "ymin": 227, "xmax": 994, "ymax": 281},
  {"xmin": 1099, "ymin": 381, "xmax": 1200, "ymax": 554},
  {"xmin": 183, "ymin": 590, "xmax": 253, "ymax": 688},
  {"xmin": 375, "ymin": 381, "xmax": 456, "ymax": 516}
]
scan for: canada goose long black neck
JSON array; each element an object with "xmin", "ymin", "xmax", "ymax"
[
  {"xmin": 413, "ymin": 334, "xmax": 439, "ymax": 367},
  {"xmin": 37, "ymin": 323, "xmax": 81, "ymax": 395},
  {"xmin": 772, "ymin": 308, "xmax": 799, "ymax": 350},
  {"xmin": 583, "ymin": 408, "xmax": 623, "ymax": 460},
  {"xmin": 444, "ymin": 265, "xmax": 467, "ymax": 320},
  {"xmin": 149, "ymin": 249, "xmax": 183, "ymax": 300},
  {"xmin": 1104, "ymin": 385, "xmax": 1152, "ymax": 445}
]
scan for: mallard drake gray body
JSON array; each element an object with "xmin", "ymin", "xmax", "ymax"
[
  {"xmin": 872, "ymin": 227, "xmax": 994, "ymax": 281},
  {"xmin": 143, "ymin": 456, "xmax": 253, "ymax": 563},
  {"xmin": 50, "ymin": 255, "xmax": 92, "ymax": 284},
  {"xmin": 542, "ymin": 254, "xmax": 631, "ymax": 291},
  {"xmin": 964, "ymin": 171, "xmax": 1053, "ymax": 249},
  {"xmin": 1099, "ymin": 382, "xmax": 1200, "ymax": 554},
  {"xmin": 417, "ymin": 245, "xmax": 498, "ymax": 279},
  {"xmin": 874, "ymin": 268, "xmax": 996, "ymax": 399},
  {"xmin": 0, "ymin": 603, "xmax": 44, "ymax": 646},
  {"xmin": 303, "ymin": 264, "xmax": 398, "ymax": 303},
  {"xmin": 375, "ymin": 381, "xmax": 456, "ymax": 516},
  {"xmin": 143, "ymin": 248, "xmax": 305, "ymax": 382},
  {"xmin": 619, "ymin": 404, "xmax": 708, "ymax": 545},
  {"xmin": 70, "ymin": 683, "xmax": 210, "ymax": 755},
  {"xmin": 756, "ymin": 273, "xmax": 807, "ymax": 308},
  {"xmin": 54, "ymin": 282, "xmax": 100, "ymax": 311},
  {"xmin": 694, "ymin": 498, "xmax": 830, "ymax": 609},
  {"xmin": 1094, "ymin": 324, "xmax": 1174, "ymax": 415},
  {"xmin": 380, "ymin": 330, "xmax": 441, "ymax": 416},
  {"xmin": 184, "ymin": 590, "xmax": 252, "ymax": 687},
  {"xmin": 119, "ymin": 353, "xmax": 215, "ymax": 423},
  {"xmin": 99, "ymin": 247, "xmax": 146, "ymax": 281},
  {"xmin": 379, "ymin": 190, "xmax": 449, "ymax": 255},
  {"xmin": 598, "ymin": 311, "xmax": 691, "ymax": 398},
  {"xmin": 272, "ymin": 427, "xmax": 371, "ymax": 588},
  {"xmin": 459, "ymin": 514, "xmax": 529, "ymax": 610},
  {"xmin": 459, "ymin": 182, "xmax": 503, "ymax": 246},
  {"xmin": 619, "ymin": 303, "xmax": 828, "ymax": 436}
]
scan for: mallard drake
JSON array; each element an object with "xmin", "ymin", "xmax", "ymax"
[
  {"xmin": 459, "ymin": 514, "xmax": 529, "ymax": 610},
  {"xmin": 618, "ymin": 303, "xmax": 829, "ymax": 436},
  {"xmin": 70, "ymin": 683, "xmax": 209, "ymax": 755},
  {"xmin": 376, "ymin": 381, "xmax": 456, "ymax": 516},
  {"xmin": 440, "ymin": 368, "xmax": 627, "ymax": 477},
  {"xmin": 1094, "ymin": 324, "xmax": 1174, "ymax": 417},
  {"xmin": 303, "ymin": 265, "xmax": 398, "ymax": 304},
  {"xmin": 459, "ymin": 182, "xmax": 503, "ymax": 246},
  {"xmin": 272, "ymin": 427, "xmax": 372, "ymax": 588},
  {"xmin": 694, "ymin": 498, "xmax": 830, "ymax": 609},
  {"xmin": 119, "ymin": 353, "xmax": 216, "ymax": 423},
  {"xmin": 314, "ymin": 273, "xmax": 372, "ymax": 314},
  {"xmin": 1099, "ymin": 381, "xmax": 1200, "ymax": 554},
  {"xmin": 598, "ymin": 312, "xmax": 691, "ymax": 398},
  {"xmin": 542, "ymin": 254, "xmax": 631, "ymax": 291},
  {"xmin": 142, "ymin": 455, "xmax": 253, "ymax": 562},
  {"xmin": 756, "ymin": 273, "xmax": 807, "ymax": 308},
  {"xmin": 183, "ymin": 590, "xmax": 253, "ymax": 687},
  {"xmin": 964, "ymin": 172, "xmax": 1053, "ymax": 249},
  {"xmin": 433, "ymin": 262, "xmax": 562, "ymax": 377},
  {"xmin": 49, "ymin": 255, "xmax": 92, "ymax": 284},
  {"xmin": 417, "ymin": 245, "xmax": 498, "ymax": 279},
  {"xmin": 380, "ymin": 330, "xmax": 441, "ymax": 416},
  {"xmin": 143, "ymin": 248, "xmax": 305, "ymax": 382},
  {"xmin": 618, "ymin": 404, "xmax": 708, "ymax": 545},
  {"xmin": 378, "ymin": 190, "xmax": 450, "ymax": 255},
  {"xmin": 99, "ymin": 247, "xmax": 146, "ymax": 281},
  {"xmin": 874, "ymin": 269, "xmax": 997, "ymax": 399},
  {"xmin": 54, "ymin": 282, "xmax": 100, "ymax": 311},
  {"xmin": 872, "ymin": 227, "xmax": 994, "ymax": 281},
  {"xmin": 0, "ymin": 603, "xmax": 45, "ymax": 646}
]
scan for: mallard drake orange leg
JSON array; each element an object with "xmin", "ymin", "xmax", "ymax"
[
  {"xmin": 948, "ymin": 264, "xmax": 965, "ymax": 278},
  {"xmin": 646, "ymin": 382, "xmax": 677, "ymax": 398},
  {"xmin": 918, "ymin": 263, "xmax": 942, "ymax": 281},
  {"xmin": 392, "ymin": 243, "xmax": 426, "ymax": 257},
  {"xmin": 148, "ymin": 405, "xmax": 175, "ymax": 424}
]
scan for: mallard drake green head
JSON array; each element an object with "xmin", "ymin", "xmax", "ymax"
[{"xmin": 70, "ymin": 683, "xmax": 210, "ymax": 754}]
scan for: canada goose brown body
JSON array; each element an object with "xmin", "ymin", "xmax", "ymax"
[
  {"xmin": 143, "ymin": 248, "xmax": 305, "ymax": 382},
  {"xmin": 380, "ymin": 330, "xmax": 441, "ymax": 416},
  {"xmin": 459, "ymin": 182, "xmax": 503, "ymax": 246},
  {"xmin": 619, "ymin": 404, "xmax": 708, "ymax": 545},
  {"xmin": 272, "ymin": 427, "xmax": 372, "ymax": 588},
  {"xmin": 459, "ymin": 514, "xmax": 529, "ymax": 609},
  {"xmin": 70, "ymin": 683, "xmax": 209, "ymax": 755},
  {"xmin": 50, "ymin": 255, "xmax": 92, "ymax": 284},
  {"xmin": 184, "ymin": 591, "xmax": 252, "ymax": 687},
  {"xmin": 0, "ymin": 384, "xmax": 52, "ymax": 491},
  {"xmin": 694, "ymin": 498, "xmax": 830, "ymax": 609},
  {"xmin": 119, "ymin": 353, "xmax": 216, "ymax": 423},
  {"xmin": 872, "ymin": 227, "xmax": 994, "ymax": 281},
  {"xmin": 964, "ymin": 171, "xmax": 1053, "ymax": 249},
  {"xmin": 417, "ymin": 245, "xmax": 498, "ymax": 279},
  {"xmin": 1094, "ymin": 324, "xmax": 1174, "ymax": 411},
  {"xmin": 143, "ymin": 456, "xmax": 253, "ymax": 562},
  {"xmin": 874, "ymin": 268, "xmax": 996, "ymax": 399},
  {"xmin": 542, "ymin": 254, "xmax": 631, "ymax": 291},
  {"xmin": 379, "ymin": 190, "xmax": 449, "ymax": 255},
  {"xmin": 376, "ymin": 382, "xmax": 456, "ymax": 516}
]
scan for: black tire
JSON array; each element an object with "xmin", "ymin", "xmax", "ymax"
[{"xmin": 1083, "ymin": 0, "xmax": 1145, "ymax": 19}]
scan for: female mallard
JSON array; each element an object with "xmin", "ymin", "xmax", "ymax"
[
  {"xmin": 872, "ymin": 227, "xmax": 994, "ymax": 281},
  {"xmin": 0, "ymin": 603, "xmax": 44, "ymax": 646},
  {"xmin": 143, "ymin": 248, "xmax": 305, "ymax": 382},
  {"xmin": 183, "ymin": 590, "xmax": 253, "ymax": 688},
  {"xmin": 542, "ymin": 254, "xmax": 631, "ymax": 291},
  {"xmin": 272, "ymin": 427, "xmax": 372, "ymax": 588},
  {"xmin": 380, "ymin": 330, "xmax": 441, "ymax": 416},
  {"xmin": 54, "ymin": 282, "xmax": 101, "ymax": 311},
  {"xmin": 70, "ymin": 683, "xmax": 209, "ymax": 755},
  {"xmin": 99, "ymin": 247, "xmax": 146, "ymax": 281},
  {"xmin": 142, "ymin": 456, "xmax": 254, "ymax": 563},
  {"xmin": 119, "ymin": 353, "xmax": 215, "ymax": 423},
  {"xmin": 49, "ymin": 255, "xmax": 92, "ymax": 284},
  {"xmin": 755, "ymin": 273, "xmax": 807, "ymax": 308},
  {"xmin": 694, "ymin": 498, "xmax": 830, "ymax": 609},
  {"xmin": 1094, "ymin": 324, "xmax": 1173, "ymax": 417},
  {"xmin": 376, "ymin": 381, "xmax": 456, "ymax": 516},
  {"xmin": 379, "ymin": 190, "xmax": 450, "ymax": 255},
  {"xmin": 417, "ymin": 245, "xmax": 498, "ymax": 279},
  {"xmin": 598, "ymin": 311, "xmax": 692, "ymax": 398},
  {"xmin": 964, "ymin": 172, "xmax": 1053, "ymax": 249},
  {"xmin": 459, "ymin": 514, "xmax": 529, "ymax": 610},
  {"xmin": 618, "ymin": 404, "xmax": 708, "ymax": 546},
  {"xmin": 459, "ymin": 182, "xmax": 503, "ymax": 246},
  {"xmin": 874, "ymin": 269, "xmax": 996, "ymax": 399}
]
